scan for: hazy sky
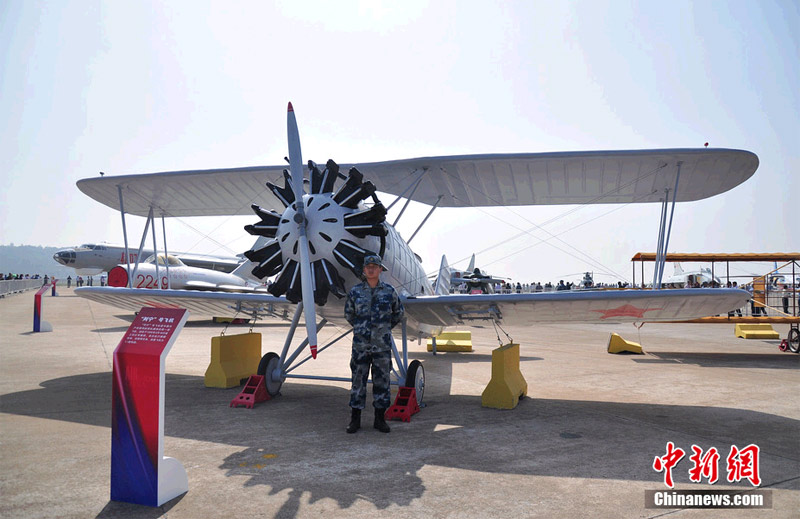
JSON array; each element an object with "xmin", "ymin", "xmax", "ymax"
[{"xmin": 1, "ymin": 1, "xmax": 797, "ymax": 283}]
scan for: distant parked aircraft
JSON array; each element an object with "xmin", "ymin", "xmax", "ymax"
[{"xmin": 53, "ymin": 242, "xmax": 242, "ymax": 275}]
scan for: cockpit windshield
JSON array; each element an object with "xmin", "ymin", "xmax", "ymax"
[{"xmin": 143, "ymin": 254, "xmax": 185, "ymax": 266}]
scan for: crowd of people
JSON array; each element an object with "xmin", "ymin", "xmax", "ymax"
[
  {"xmin": 1, "ymin": 273, "xmax": 108, "ymax": 288},
  {"xmin": 3, "ymin": 273, "xmax": 44, "ymax": 280},
  {"xmin": 65, "ymin": 275, "xmax": 106, "ymax": 288},
  {"xmin": 451, "ymin": 276, "xmax": 797, "ymax": 317},
  {"xmin": 452, "ymin": 279, "xmax": 630, "ymax": 294}
]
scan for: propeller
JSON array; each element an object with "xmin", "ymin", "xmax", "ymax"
[
  {"xmin": 284, "ymin": 103, "xmax": 319, "ymax": 358},
  {"xmin": 244, "ymin": 105, "xmax": 390, "ymax": 359}
]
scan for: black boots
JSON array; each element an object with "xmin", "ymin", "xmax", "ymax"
[
  {"xmin": 346, "ymin": 408, "xmax": 361, "ymax": 434},
  {"xmin": 347, "ymin": 407, "xmax": 391, "ymax": 433},
  {"xmin": 374, "ymin": 408, "xmax": 391, "ymax": 433}
]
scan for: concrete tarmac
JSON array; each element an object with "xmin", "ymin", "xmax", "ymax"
[{"xmin": 1, "ymin": 287, "xmax": 798, "ymax": 518}]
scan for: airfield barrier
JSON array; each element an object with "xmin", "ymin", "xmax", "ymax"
[{"xmin": 0, "ymin": 279, "xmax": 45, "ymax": 298}]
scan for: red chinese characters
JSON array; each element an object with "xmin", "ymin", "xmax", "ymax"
[
  {"xmin": 726, "ymin": 444, "xmax": 761, "ymax": 487},
  {"xmin": 653, "ymin": 442, "xmax": 762, "ymax": 488},
  {"xmin": 653, "ymin": 442, "xmax": 686, "ymax": 488},
  {"xmin": 688, "ymin": 445, "xmax": 720, "ymax": 484}
]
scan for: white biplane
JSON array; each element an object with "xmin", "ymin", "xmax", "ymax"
[{"xmin": 75, "ymin": 103, "xmax": 757, "ymax": 402}]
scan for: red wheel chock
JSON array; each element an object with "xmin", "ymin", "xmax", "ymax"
[
  {"xmin": 385, "ymin": 387, "xmax": 420, "ymax": 422},
  {"xmin": 230, "ymin": 375, "xmax": 271, "ymax": 409},
  {"xmin": 779, "ymin": 339, "xmax": 789, "ymax": 352}
]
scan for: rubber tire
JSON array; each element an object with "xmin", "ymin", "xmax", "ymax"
[
  {"xmin": 257, "ymin": 352, "xmax": 284, "ymax": 396},
  {"xmin": 788, "ymin": 328, "xmax": 800, "ymax": 354},
  {"xmin": 404, "ymin": 360, "xmax": 425, "ymax": 406}
]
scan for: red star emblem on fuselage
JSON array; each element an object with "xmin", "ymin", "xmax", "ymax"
[{"xmin": 592, "ymin": 304, "xmax": 662, "ymax": 319}]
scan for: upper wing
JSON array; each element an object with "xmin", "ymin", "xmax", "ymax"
[
  {"xmin": 76, "ymin": 149, "xmax": 758, "ymax": 216},
  {"xmin": 402, "ymin": 288, "xmax": 750, "ymax": 327}
]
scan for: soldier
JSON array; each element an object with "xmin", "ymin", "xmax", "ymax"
[{"xmin": 344, "ymin": 253, "xmax": 404, "ymax": 433}]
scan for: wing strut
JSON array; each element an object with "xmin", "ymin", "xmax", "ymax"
[
  {"xmin": 652, "ymin": 162, "xmax": 682, "ymax": 288},
  {"xmin": 408, "ymin": 195, "xmax": 443, "ymax": 244},
  {"xmin": 390, "ymin": 169, "xmax": 430, "ymax": 226},
  {"xmin": 117, "ymin": 186, "xmax": 133, "ymax": 287}
]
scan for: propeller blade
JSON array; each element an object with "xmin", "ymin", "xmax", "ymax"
[{"xmin": 287, "ymin": 102, "xmax": 318, "ymax": 359}]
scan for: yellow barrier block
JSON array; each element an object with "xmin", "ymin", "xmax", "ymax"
[
  {"xmin": 735, "ymin": 323, "xmax": 780, "ymax": 339},
  {"xmin": 426, "ymin": 330, "xmax": 473, "ymax": 352},
  {"xmin": 607, "ymin": 333, "xmax": 644, "ymax": 354},
  {"xmin": 204, "ymin": 333, "xmax": 262, "ymax": 388},
  {"xmin": 481, "ymin": 343, "xmax": 527, "ymax": 409},
  {"xmin": 212, "ymin": 316, "xmax": 250, "ymax": 323}
]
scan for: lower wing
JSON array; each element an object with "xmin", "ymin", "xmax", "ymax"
[
  {"xmin": 75, "ymin": 287, "xmax": 304, "ymax": 321},
  {"xmin": 402, "ymin": 288, "xmax": 749, "ymax": 327}
]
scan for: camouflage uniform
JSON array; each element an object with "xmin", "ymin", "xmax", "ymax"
[{"xmin": 344, "ymin": 280, "xmax": 404, "ymax": 409}]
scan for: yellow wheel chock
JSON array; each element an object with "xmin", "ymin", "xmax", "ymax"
[{"xmin": 607, "ymin": 333, "xmax": 644, "ymax": 354}]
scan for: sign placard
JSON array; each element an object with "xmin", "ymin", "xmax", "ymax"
[{"xmin": 111, "ymin": 307, "xmax": 189, "ymax": 507}]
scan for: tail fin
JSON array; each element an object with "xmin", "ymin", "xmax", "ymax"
[
  {"xmin": 231, "ymin": 258, "xmax": 257, "ymax": 280},
  {"xmin": 233, "ymin": 236, "xmax": 272, "ymax": 282},
  {"xmin": 467, "ymin": 253, "xmax": 476, "ymax": 273},
  {"xmin": 433, "ymin": 255, "xmax": 452, "ymax": 295},
  {"xmin": 673, "ymin": 262, "xmax": 684, "ymax": 274}
]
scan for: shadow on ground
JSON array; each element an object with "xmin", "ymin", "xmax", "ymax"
[{"xmin": 633, "ymin": 351, "xmax": 799, "ymax": 369}]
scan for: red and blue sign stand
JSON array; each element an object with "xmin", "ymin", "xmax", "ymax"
[
  {"xmin": 111, "ymin": 307, "xmax": 189, "ymax": 507},
  {"xmin": 33, "ymin": 282, "xmax": 56, "ymax": 333}
]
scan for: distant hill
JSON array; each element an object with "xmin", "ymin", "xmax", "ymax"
[{"xmin": 0, "ymin": 244, "xmax": 74, "ymax": 279}]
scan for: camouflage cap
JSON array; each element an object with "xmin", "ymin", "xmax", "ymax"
[{"xmin": 363, "ymin": 254, "xmax": 387, "ymax": 271}]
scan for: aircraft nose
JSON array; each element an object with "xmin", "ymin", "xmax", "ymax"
[{"xmin": 54, "ymin": 250, "xmax": 75, "ymax": 265}]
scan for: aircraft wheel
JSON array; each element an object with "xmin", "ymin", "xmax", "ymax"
[
  {"xmin": 405, "ymin": 360, "xmax": 425, "ymax": 406},
  {"xmin": 788, "ymin": 329, "xmax": 800, "ymax": 354},
  {"xmin": 257, "ymin": 352, "xmax": 284, "ymax": 396}
]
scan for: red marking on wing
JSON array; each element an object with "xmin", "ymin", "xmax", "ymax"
[{"xmin": 592, "ymin": 304, "xmax": 662, "ymax": 319}]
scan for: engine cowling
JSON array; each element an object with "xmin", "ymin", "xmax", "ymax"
[{"xmin": 244, "ymin": 159, "xmax": 387, "ymax": 305}]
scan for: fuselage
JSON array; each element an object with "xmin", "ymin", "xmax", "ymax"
[
  {"xmin": 108, "ymin": 254, "xmax": 252, "ymax": 290},
  {"xmin": 53, "ymin": 243, "xmax": 240, "ymax": 274},
  {"xmin": 662, "ymin": 268, "xmax": 722, "ymax": 288}
]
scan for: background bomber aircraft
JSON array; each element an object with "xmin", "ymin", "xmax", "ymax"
[
  {"xmin": 75, "ymin": 103, "xmax": 758, "ymax": 402},
  {"xmin": 53, "ymin": 242, "xmax": 242, "ymax": 275}
]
